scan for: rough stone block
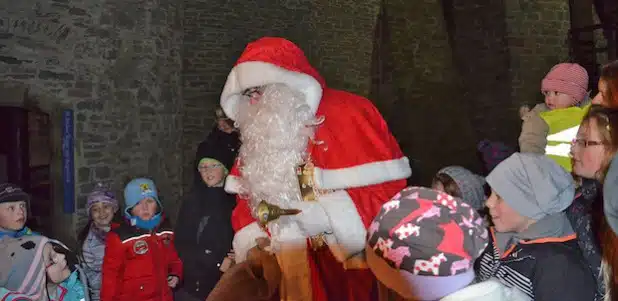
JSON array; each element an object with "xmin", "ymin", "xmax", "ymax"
[
  {"xmin": 78, "ymin": 167, "xmax": 91, "ymax": 183},
  {"xmin": 94, "ymin": 166, "xmax": 111, "ymax": 180}
]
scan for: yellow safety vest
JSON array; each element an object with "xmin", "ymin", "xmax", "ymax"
[{"xmin": 539, "ymin": 106, "xmax": 587, "ymax": 171}]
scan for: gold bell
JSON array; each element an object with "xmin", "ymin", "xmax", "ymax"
[{"xmin": 256, "ymin": 200, "xmax": 302, "ymax": 226}]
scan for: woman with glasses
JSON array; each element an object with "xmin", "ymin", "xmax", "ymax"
[{"xmin": 566, "ymin": 105, "xmax": 618, "ymax": 301}]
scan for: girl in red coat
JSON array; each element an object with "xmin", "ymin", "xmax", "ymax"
[{"xmin": 101, "ymin": 178, "xmax": 183, "ymax": 301}]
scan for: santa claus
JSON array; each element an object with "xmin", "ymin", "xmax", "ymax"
[{"xmin": 220, "ymin": 37, "xmax": 411, "ymax": 301}]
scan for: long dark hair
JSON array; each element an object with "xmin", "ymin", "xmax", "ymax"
[
  {"xmin": 75, "ymin": 210, "xmax": 122, "ymax": 266},
  {"xmin": 600, "ymin": 60, "xmax": 618, "ymax": 109}
]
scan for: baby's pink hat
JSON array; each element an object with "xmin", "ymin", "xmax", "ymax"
[{"xmin": 541, "ymin": 63, "xmax": 589, "ymax": 103}]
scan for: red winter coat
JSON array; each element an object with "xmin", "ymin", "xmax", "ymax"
[{"xmin": 101, "ymin": 218, "xmax": 183, "ymax": 301}]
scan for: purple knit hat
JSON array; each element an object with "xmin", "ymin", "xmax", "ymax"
[
  {"xmin": 477, "ymin": 140, "xmax": 515, "ymax": 173},
  {"xmin": 86, "ymin": 183, "xmax": 118, "ymax": 213},
  {"xmin": 366, "ymin": 187, "xmax": 488, "ymax": 300}
]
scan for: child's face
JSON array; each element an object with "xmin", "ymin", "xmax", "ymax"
[
  {"xmin": 432, "ymin": 181, "xmax": 445, "ymax": 192},
  {"xmin": 485, "ymin": 190, "xmax": 533, "ymax": 233},
  {"xmin": 0, "ymin": 201, "xmax": 27, "ymax": 231},
  {"xmin": 592, "ymin": 79, "xmax": 608, "ymax": 105},
  {"xmin": 571, "ymin": 118, "xmax": 608, "ymax": 180},
  {"xmin": 217, "ymin": 118, "xmax": 235, "ymax": 134},
  {"xmin": 43, "ymin": 243, "xmax": 71, "ymax": 284},
  {"xmin": 543, "ymin": 90, "xmax": 575, "ymax": 110},
  {"xmin": 199, "ymin": 162, "xmax": 225, "ymax": 187},
  {"xmin": 130, "ymin": 198, "xmax": 158, "ymax": 220},
  {"xmin": 90, "ymin": 202, "xmax": 116, "ymax": 229}
]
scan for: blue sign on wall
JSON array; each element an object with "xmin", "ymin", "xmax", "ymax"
[{"xmin": 62, "ymin": 109, "xmax": 75, "ymax": 214}]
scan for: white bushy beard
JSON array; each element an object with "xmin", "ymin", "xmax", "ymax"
[{"xmin": 235, "ymin": 83, "xmax": 317, "ymax": 225}]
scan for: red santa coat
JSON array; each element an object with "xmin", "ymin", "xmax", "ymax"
[{"xmin": 220, "ymin": 37, "xmax": 411, "ymax": 300}]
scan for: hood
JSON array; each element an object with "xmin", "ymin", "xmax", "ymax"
[
  {"xmin": 220, "ymin": 37, "xmax": 325, "ymax": 121},
  {"xmin": 486, "ymin": 153, "xmax": 574, "ymax": 220},
  {"xmin": 440, "ymin": 279, "xmax": 531, "ymax": 301},
  {"xmin": 604, "ymin": 152, "xmax": 618, "ymax": 234},
  {"xmin": 438, "ymin": 166, "xmax": 486, "ymax": 210}
]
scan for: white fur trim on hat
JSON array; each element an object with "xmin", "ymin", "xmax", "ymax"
[{"xmin": 220, "ymin": 61, "xmax": 323, "ymax": 121}]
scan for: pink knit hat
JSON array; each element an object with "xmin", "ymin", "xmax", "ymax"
[{"xmin": 541, "ymin": 63, "xmax": 589, "ymax": 103}]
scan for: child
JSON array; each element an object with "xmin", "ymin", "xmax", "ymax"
[
  {"xmin": 193, "ymin": 107, "xmax": 240, "ymax": 187},
  {"xmin": 519, "ymin": 63, "xmax": 590, "ymax": 171},
  {"xmin": 477, "ymin": 153, "xmax": 596, "ymax": 301},
  {"xmin": 431, "ymin": 166, "xmax": 486, "ymax": 212},
  {"xmin": 77, "ymin": 183, "xmax": 119, "ymax": 301},
  {"xmin": 101, "ymin": 178, "xmax": 183, "ymax": 301},
  {"xmin": 0, "ymin": 183, "xmax": 36, "ymax": 239},
  {"xmin": 175, "ymin": 142, "xmax": 237, "ymax": 301},
  {"xmin": 0, "ymin": 236, "xmax": 87, "ymax": 301},
  {"xmin": 592, "ymin": 60, "xmax": 618, "ymax": 108},
  {"xmin": 365, "ymin": 186, "xmax": 527, "ymax": 300}
]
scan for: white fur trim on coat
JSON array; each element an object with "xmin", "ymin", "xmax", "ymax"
[
  {"xmin": 232, "ymin": 222, "xmax": 269, "ymax": 263},
  {"xmin": 220, "ymin": 61, "xmax": 323, "ymax": 120},
  {"xmin": 314, "ymin": 157, "xmax": 412, "ymax": 191},
  {"xmin": 224, "ymin": 175, "xmax": 242, "ymax": 194},
  {"xmin": 319, "ymin": 190, "xmax": 367, "ymax": 262}
]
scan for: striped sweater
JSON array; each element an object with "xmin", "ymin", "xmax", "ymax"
[{"xmin": 476, "ymin": 231, "xmax": 596, "ymax": 301}]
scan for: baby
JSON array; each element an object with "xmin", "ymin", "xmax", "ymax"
[{"xmin": 519, "ymin": 63, "xmax": 590, "ymax": 171}]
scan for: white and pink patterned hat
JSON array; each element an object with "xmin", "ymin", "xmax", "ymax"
[{"xmin": 366, "ymin": 186, "xmax": 489, "ymax": 300}]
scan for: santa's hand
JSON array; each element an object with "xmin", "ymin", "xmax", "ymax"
[{"xmin": 289, "ymin": 202, "xmax": 332, "ymax": 237}]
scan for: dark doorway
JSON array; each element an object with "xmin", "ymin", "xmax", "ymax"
[{"xmin": 0, "ymin": 106, "xmax": 53, "ymax": 236}]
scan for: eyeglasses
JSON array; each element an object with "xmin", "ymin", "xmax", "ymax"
[
  {"xmin": 198, "ymin": 164, "xmax": 223, "ymax": 171},
  {"xmin": 571, "ymin": 138, "xmax": 605, "ymax": 148},
  {"xmin": 242, "ymin": 87, "xmax": 264, "ymax": 98}
]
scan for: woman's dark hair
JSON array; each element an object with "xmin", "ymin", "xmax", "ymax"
[
  {"xmin": 50, "ymin": 241, "xmax": 78, "ymax": 273},
  {"xmin": 75, "ymin": 210, "xmax": 122, "ymax": 266},
  {"xmin": 431, "ymin": 173, "xmax": 462, "ymax": 198},
  {"xmin": 600, "ymin": 60, "xmax": 618, "ymax": 109},
  {"xmin": 75, "ymin": 220, "xmax": 92, "ymax": 265}
]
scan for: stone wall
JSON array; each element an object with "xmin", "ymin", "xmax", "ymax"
[
  {"xmin": 0, "ymin": 0, "xmax": 183, "ymax": 241},
  {"xmin": 180, "ymin": 0, "xmax": 380, "ymax": 190},
  {"xmin": 506, "ymin": 0, "xmax": 571, "ymax": 109},
  {"xmin": 449, "ymin": 0, "xmax": 514, "ymax": 146},
  {"xmin": 0, "ymin": 0, "xmax": 575, "ymax": 237},
  {"xmin": 374, "ymin": 0, "xmax": 481, "ymax": 183},
  {"xmin": 446, "ymin": 0, "xmax": 571, "ymax": 146},
  {"xmin": 375, "ymin": 0, "xmax": 572, "ymax": 183}
]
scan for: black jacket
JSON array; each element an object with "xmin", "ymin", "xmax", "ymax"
[
  {"xmin": 173, "ymin": 185, "xmax": 236, "ymax": 299},
  {"xmin": 476, "ymin": 229, "xmax": 596, "ymax": 301}
]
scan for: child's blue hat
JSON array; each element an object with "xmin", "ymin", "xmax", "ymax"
[{"xmin": 123, "ymin": 178, "xmax": 162, "ymax": 217}]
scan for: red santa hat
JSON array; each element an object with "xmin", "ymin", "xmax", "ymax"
[{"xmin": 220, "ymin": 37, "xmax": 325, "ymax": 121}]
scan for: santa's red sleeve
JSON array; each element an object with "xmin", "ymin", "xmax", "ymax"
[
  {"xmin": 230, "ymin": 197, "xmax": 269, "ymax": 262},
  {"xmin": 311, "ymin": 89, "xmax": 411, "ymax": 192},
  {"xmin": 306, "ymin": 89, "xmax": 411, "ymax": 262}
]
